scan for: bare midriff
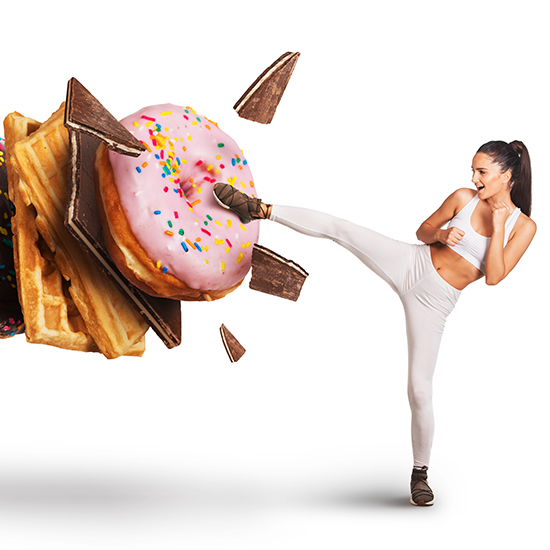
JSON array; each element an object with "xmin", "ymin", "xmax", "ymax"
[{"xmin": 429, "ymin": 242, "xmax": 484, "ymax": 290}]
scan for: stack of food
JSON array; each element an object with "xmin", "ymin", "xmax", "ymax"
[
  {"xmin": 2, "ymin": 80, "xmax": 262, "ymax": 359},
  {"xmin": 1, "ymin": 52, "xmax": 305, "ymax": 361}
]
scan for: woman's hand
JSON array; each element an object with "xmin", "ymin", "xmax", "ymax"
[
  {"xmin": 416, "ymin": 188, "xmax": 472, "ymax": 245},
  {"xmin": 492, "ymin": 201, "xmax": 510, "ymax": 229},
  {"xmin": 436, "ymin": 227, "xmax": 465, "ymax": 246}
]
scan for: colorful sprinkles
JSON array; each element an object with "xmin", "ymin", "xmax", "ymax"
[{"xmin": 122, "ymin": 106, "xmax": 258, "ymax": 279}]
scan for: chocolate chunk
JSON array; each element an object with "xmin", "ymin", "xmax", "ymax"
[
  {"xmin": 220, "ymin": 324, "xmax": 246, "ymax": 363},
  {"xmin": 64, "ymin": 78, "xmax": 145, "ymax": 156},
  {"xmin": 234, "ymin": 52, "xmax": 300, "ymax": 124},
  {"xmin": 63, "ymin": 79, "xmax": 181, "ymax": 348},
  {"xmin": 249, "ymin": 244, "xmax": 308, "ymax": 301}
]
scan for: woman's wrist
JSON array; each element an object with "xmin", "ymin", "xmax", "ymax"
[
  {"xmin": 491, "ymin": 222, "xmax": 506, "ymax": 234},
  {"xmin": 434, "ymin": 228, "xmax": 445, "ymax": 244}
]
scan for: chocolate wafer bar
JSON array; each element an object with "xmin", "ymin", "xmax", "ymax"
[
  {"xmin": 64, "ymin": 78, "xmax": 145, "ymax": 156},
  {"xmin": 220, "ymin": 324, "xmax": 246, "ymax": 363},
  {"xmin": 249, "ymin": 244, "xmax": 308, "ymax": 301},
  {"xmin": 234, "ymin": 52, "xmax": 300, "ymax": 124},
  {"xmin": 63, "ymin": 78, "xmax": 182, "ymax": 348}
]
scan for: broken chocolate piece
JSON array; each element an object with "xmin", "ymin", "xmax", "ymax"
[
  {"xmin": 234, "ymin": 52, "xmax": 300, "ymax": 124},
  {"xmin": 63, "ymin": 79, "xmax": 181, "ymax": 348},
  {"xmin": 64, "ymin": 78, "xmax": 145, "ymax": 156},
  {"xmin": 249, "ymin": 244, "xmax": 308, "ymax": 301},
  {"xmin": 220, "ymin": 324, "xmax": 246, "ymax": 363}
]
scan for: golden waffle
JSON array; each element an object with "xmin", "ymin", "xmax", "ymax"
[
  {"xmin": 8, "ymin": 105, "xmax": 148, "ymax": 358},
  {"xmin": 4, "ymin": 111, "xmax": 98, "ymax": 352}
]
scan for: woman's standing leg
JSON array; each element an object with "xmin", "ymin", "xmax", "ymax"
[
  {"xmin": 399, "ymin": 252, "xmax": 461, "ymax": 469},
  {"xmin": 401, "ymin": 295, "xmax": 446, "ymax": 468}
]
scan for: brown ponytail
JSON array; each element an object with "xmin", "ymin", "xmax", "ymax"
[{"xmin": 477, "ymin": 140, "xmax": 532, "ymax": 216}]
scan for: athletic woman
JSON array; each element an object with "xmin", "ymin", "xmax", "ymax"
[{"xmin": 213, "ymin": 140, "xmax": 536, "ymax": 506}]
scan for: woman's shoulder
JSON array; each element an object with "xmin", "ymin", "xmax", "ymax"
[
  {"xmin": 446, "ymin": 188, "xmax": 476, "ymax": 212},
  {"xmin": 516, "ymin": 212, "xmax": 537, "ymax": 237},
  {"xmin": 507, "ymin": 211, "xmax": 536, "ymax": 251},
  {"xmin": 453, "ymin": 187, "xmax": 477, "ymax": 201}
]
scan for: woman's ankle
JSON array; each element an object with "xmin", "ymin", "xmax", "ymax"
[{"xmin": 252, "ymin": 202, "xmax": 272, "ymax": 220}]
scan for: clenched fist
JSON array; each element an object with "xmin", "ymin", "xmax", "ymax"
[
  {"xmin": 492, "ymin": 201, "xmax": 510, "ymax": 228},
  {"xmin": 437, "ymin": 227, "xmax": 465, "ymax": 246}
]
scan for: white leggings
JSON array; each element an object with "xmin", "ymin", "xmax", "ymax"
[{"xmin": 269, "ymin": 205, "xmax": 462, "ymax": 468}]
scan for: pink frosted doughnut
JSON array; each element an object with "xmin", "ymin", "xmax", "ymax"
[{"xmin": 94, "ymin": 104, "xmax": 259, "ymax": 301}]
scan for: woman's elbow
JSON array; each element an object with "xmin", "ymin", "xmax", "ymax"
[
  {"xmin": 416, "ymin": 224, "xmax": 434, "ymax": 244},
  {"xmin": 485, "ymin": 273, "xmax": 506, "ymax": 285}
]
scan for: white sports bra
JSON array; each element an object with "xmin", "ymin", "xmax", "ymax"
[{"xmin": 446, "ymin": 195, "xmax": 521, "ymax": 273}]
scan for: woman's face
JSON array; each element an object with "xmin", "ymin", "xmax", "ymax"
[{"xmin": 471, "ymin": 153, "xmax": 511, "ymax": 200}]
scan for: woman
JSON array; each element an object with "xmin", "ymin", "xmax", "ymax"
[{"xmin": 214, "ymin": 140, "xmax": 536, "ymax": 506}]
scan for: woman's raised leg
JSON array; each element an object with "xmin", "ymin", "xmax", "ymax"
[{"xmin": 269, "ymin": 205, "xmax": 414, "ymax": 295}]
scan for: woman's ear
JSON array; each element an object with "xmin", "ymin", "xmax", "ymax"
[{"xmin": 501, "ymin": 169, "xmax": 512, "ymax": 186}]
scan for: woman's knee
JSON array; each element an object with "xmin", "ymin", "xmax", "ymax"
[{"xmin": 407, "ymin": 381, "xmax": 433, "ymax": 411}]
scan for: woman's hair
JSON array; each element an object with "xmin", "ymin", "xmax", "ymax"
[{"xmin": 477, "ymin": 140, "xmax": 532, "ymax": 216}]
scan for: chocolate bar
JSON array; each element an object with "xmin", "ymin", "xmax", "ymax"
[
  {"xmin": 220, "ymin": 324, "xmax": 246, "ymax": 363},
  {"xmin": 64, "ymin": 78, "xmax": 145, "ymax": 156},
  {"xmin": 234, "ymin": 52, "xmax": 300, "ymax": 124},
  {"xmin": 63, "ymin": 78, "xmax": 181, "ymax": 348},
  {"xmin": 249, "ymin": 244, "xmax": 308, "ymax": 301}
]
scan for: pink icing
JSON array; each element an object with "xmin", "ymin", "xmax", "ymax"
[{"xmin": 108, "ymin": 104, "xmax": 259, "ymax": 293}]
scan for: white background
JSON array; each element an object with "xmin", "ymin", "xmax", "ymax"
[{"xmin": 1, "ymin": 0, "xmax": 549, "ymax": 548}]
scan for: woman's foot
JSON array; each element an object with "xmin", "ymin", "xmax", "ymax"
[
  {"xmin": 213, "ymin": 183, "xmax": 271, "ymax": 224},
  {"xmin": 410, "ymin": 466, "xmax": 434, "ymax": 506}
]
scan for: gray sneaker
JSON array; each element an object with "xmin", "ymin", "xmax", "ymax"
[{"xmin": 410, "ymin": 466, "xmax": 434, "ymax": 506}]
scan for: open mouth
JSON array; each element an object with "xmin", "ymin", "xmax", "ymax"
[{"xmin": 476, "ymin": 185, "xmax": 485, "ymax": 191}]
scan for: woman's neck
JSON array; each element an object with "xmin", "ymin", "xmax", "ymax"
[{"xmin": 483, "ymin": 190, "xmax": 515, "ymax": 210}]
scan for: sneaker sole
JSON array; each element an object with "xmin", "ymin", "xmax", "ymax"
[
  {"xmin": 410, "ymin": 496, "xmax": 434, "ymax": 506},
  {"xmin": 213, "ymin": 186, "xmax": 232, "ymax": 211}
]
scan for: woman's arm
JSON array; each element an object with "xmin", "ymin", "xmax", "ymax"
[
  {"xmin": 484, "ymin": 203, "xmax": 537, "ymax": 285},
  {"xmin": 416, "ymin": 188, "xmax": 472, "ymax": 245}
]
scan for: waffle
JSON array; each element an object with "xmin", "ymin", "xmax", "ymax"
[
  {"xmin": 4, "ymin": 110, "xmax": 98, "ymax": 352},
  {"xmin": 7, "ymin": 105, "xmax": 148, "ymax": 358}
]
